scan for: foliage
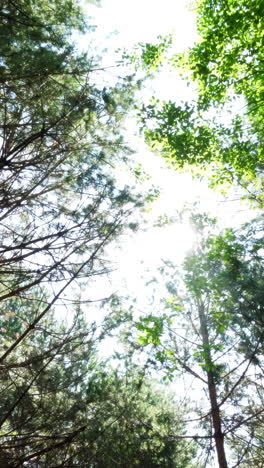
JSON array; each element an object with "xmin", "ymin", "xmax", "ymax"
[
  {"xmin": 0, "ymin": 1, "xmax": 198, "ymax": 466},
  {"xmin": 186, "ymin": 0, "xmax": 264, "ymax": 111},
  {"xmin": 123, "ymin": 35, "xmax": 173, "ymax": 76},
  {"xmin": 84, "ymin": 368, "xmax": 196, "ymax": 468},
  {"xmin": 0, "ymin": 292, "xmax": 195, "ymax": 467},
  {"xmin": 0, "ymin": 0, "xmax": 146, "ymax": 362},
  {"xmin": 0, "ymin": 0, "xmax": 87, "ymax": 79},
  {"xmin": 0, "ymin": 1, "xmax": 179, "ymax": 466},
  {"xmin": 140, "ymin": 98, "xmax": 264, "ymax": 203},
  {"xmin": 139, "ymin": 0, "xmax": 264, "ymax": 205},
  {"xmin": 129, "ymin": 215, "xmax": 264, "ymax": 467}
]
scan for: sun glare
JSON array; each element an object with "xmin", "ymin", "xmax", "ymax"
[{"xmin": 86, "ymin": 0, "xmax": 197, "ymax": 47}]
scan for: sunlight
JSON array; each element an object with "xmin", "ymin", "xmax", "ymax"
[{"xmin": 86, "ymin": 0, "xmax": 197, "ymax": 47}]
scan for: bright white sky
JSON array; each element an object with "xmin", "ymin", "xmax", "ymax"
[{"xmin": 86, "ymin": 0, "xmax": 197, "ymax": 48}]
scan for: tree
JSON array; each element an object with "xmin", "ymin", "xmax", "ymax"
[
  {"xmin": 0, "ymin": 288, "xmax": 195, "ymax": 467},
  {"xmin": 0, "ymin": 0, "xmax": 145, "ymax": 363},
  {"xmin": 138, "ymin": 0, "xmax": 264, "ymax": 206},
  {"xmin": 81, "ymin": 365, "xmax": 196, "ymax": 468},
  {"xmin": 0, "ymin": 1, "xmax": 165, "ymax": 465},
  {"xmin": 140, "ymin": 97, "xmax": 264, "ymax": 206},
  {"xmin": 185, "ymin": 0, "xmax": 264, "ymax": 205},
  {"xmin": 0, "ymin": 300, "xmax": 99, "ymax": 467},
  {"xmin": 130, "ymin": 215, "xmax": 264, "ymax": 467},
  {"xmin": 185, "ymin": 0, "xmax": 264, "ymax": 113}
]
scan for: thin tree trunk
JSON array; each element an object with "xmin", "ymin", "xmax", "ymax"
[{"xmin": 198, "ymin": 301, "xmax": 228, "ymax": 468}]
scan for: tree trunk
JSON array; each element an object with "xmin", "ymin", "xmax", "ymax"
[{"xmin": 198, "ymin": 301, "xmax": 228, "ymax": 468}]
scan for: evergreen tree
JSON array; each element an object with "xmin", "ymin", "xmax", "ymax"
[
  {"xmin": 0, "ymin": 0, "xmax": 143, "ymax": 364},
  {"xmin": 0, "ymin": 290, "xmax": 194, "ymax": 467}
]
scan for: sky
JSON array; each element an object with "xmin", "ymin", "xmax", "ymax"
[
  {"xmin": 85, "ymin": 0, "xmax": 197, "ymax": 49},
  {"xmin": 70, "ymin": 6, "xmax": 259, "ymax": 465},
  {"xmin": 67, "ymin": 0, "xmax": 258, "ymax": 344},
  {"xmin": 72, "ymin": 0, "xmax": 257, "ymax": 306}
]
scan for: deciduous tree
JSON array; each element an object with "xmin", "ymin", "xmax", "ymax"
[{"xmin": 138, "ymin": 0, "xmax": 264, "ymax": 205}]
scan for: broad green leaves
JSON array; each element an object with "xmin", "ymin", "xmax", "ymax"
[
  {"xmin": 140, "ymin": 98, "xmax": 263, "ymax": 196},
  {"xmin": 136, "ymin": 314, "xmax": 168, "ymax": 346},
  {"xmin": 139, "ymin": 0, "xmax": 264, "ymax": 205},
  {"xmin": 124, "ymin": 35, "xmax": 172, "ymax": 75},
  {"xmin": 187, "ymin": 0, "xmax": 264, "ymax": 109}
]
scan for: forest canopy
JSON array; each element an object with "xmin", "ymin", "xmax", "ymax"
[
  {"xmin": 141, "ymin": 0, "xmax": 264, "ymax": 206},
  {"xmin": 0, "ymin": 0, "xmax": 263, "ymax": 467}
]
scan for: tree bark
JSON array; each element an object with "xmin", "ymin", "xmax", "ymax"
[{"xmin": 198, "ymin": 301, "xmax": 228, "ymax": 468}]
